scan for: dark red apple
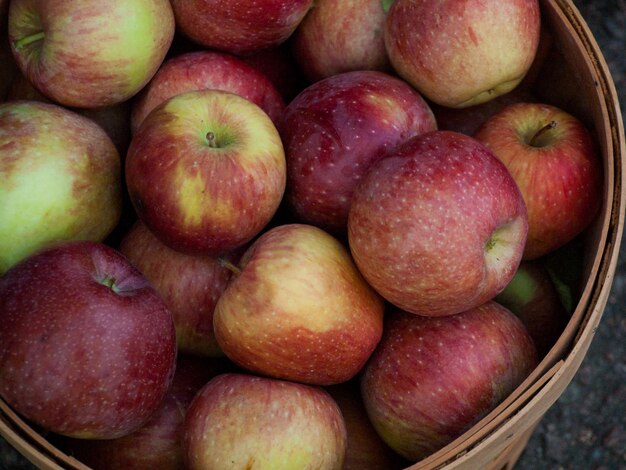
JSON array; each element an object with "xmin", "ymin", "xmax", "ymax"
[
  {"xmin": 361, "ymin": 302, "xmax": 538, "ymax": 462},
  {"xmin": 182, "ymin": 373, "xmax": 347, "ymax": 469},
  {"xmin": 280, "ymin": 70, "xmax": 437, "ymax": 232},
  {"xmin": 131, "ymin": 50, "xmax": 285, "ymax": 133},
  {"xmin": 0, "ymin": 241, "xmax": 177, "ymax": 439},
  {"xmin": 65, "ymin": 356, "xmax": 228, "ymax": 470},
  {"xmin": 119, "ymin": 221, "xmax": 235, "ymax": 357},
  {"xmin": 348, "ymin": 130, "xmax": 528, "ymax": 317}
]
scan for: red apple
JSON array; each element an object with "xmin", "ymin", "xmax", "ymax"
[
  {"xmin": 361, "ymin": 302, "xmax": 538, "ymax": 462},
  {"xmin": 384, "ymin": 0, "xmax": 541, "ymax": 108},
  {"xmin": 348, "ymin": 130, "xmax": 528, "ymax": 317},
  {"xmin": 182, "ymin": 373, "xmax": 347, "ymax": 470},
  {"xmin": 119, "ymin": 221, "xmax": 235, "ymax": 357},
  {"xmin": 131, "ymin": 50, "xmax": 285, "ymax": 133},
  {"xmin": 291, "ymin": 0, "xmax": 390, "ymax": 82},
  {"xmin": 327, "ymin": 381, "xmax": 407, "ymax": 470},
  {"xmin": 0, "ymin": 101, "xmax": 122, "ymax": 275},
  {"xmin": 125, "ymin": 89, "xmax": 286, "ymax": 256},
  {"xmin": 8, "ymin": 0, "xmax": 175, "ymax": 108},
  {"xmin": 171, "ymin": 0, "xmax": 313, "ymax": 56},
  {"xmin": 7, "ymin": 73, "xmax": 131, "ymax": 154},
  {"xmin": 496, "ymin": 260, "xmax": 570, "ymax": 357},
  {"xmin": 242, "ymin": 45, "xmax": 308, "ymax": 103},
  {"xmin": 474, "ymin": 102, "xmax": 603, "ymax": 259},
  {"xmin": 280, "ymin": 70, "xmax": 437, "ymax": 232},
  {"xmin": 64, "ymin": 356, "xmax": 228, "ymax": 470},
  {"xmin": 213, "ymin": 224, "xmax": 384, "ymax": 385},
  {"xmin": 0, "ymin": 241, "xmax": 177, "ymax": 439}
]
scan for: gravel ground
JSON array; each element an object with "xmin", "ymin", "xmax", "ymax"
[{"xmin": 1, "ymin": 0, "xmax": 624, "ymax": 469}]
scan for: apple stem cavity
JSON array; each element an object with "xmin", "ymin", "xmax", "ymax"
[
  {"xmin": 218, "ymin": 258, "xmax": 241, "ymax": 276},
  {"xmin": 98, "ymin": 275, "xmax": 121, "ymax": 294},
  {"xmin": 14, "ymin": 31, "xmax": 45, "ymax": 51},
  {"xmin": 206, "ymin": 131, "xmax": 218, "ymax": 148},
  {"xmin": 529, "ymin": 121, "xmax": 557, "ymax": 148}
]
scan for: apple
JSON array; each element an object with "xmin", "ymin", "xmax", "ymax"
[
  {"xmin": 7, "ymin": 73, "xmax": 131, "ymax": 154},
  {"xmin": 474, "ymin": 102, "xmax": 603, "ymax": 259},
  {"xmin": 326, "ymin": 381, "xmax": 407, "ymax": 470},
  {"xmin": 291, "ymin": 0, "xmax": 390, "ymax": 82},
  {"xmin": 131, "ymin": 50, "xmax": 285, "ymax": 134},
  {"xmin": 0, "ymin": 100, "xmax": 122, "ymax": 275},
  {"xmin": 496, "ymin": 260, "xmax": 570, "ymax": 357},
  {"xmin": 213, "ymin": 223, "xmax": 384, "ymax": 385},
  {"xmin": 361, "ymin": 302, "xmax": 538, "ymax": 462},
  {"xmin": 8, "ymin": 0, "xmax": 175, "ymax": 108},
  {"xmin": 242, "ymin": 45, "xmax": 308, "ymax": 103},
  {"xmin": 119, "ymin": 221, "xmax": 236, "ymax": 357},
  {"xmin": 182, "ymin": 373, "xmax": 347, "ymax": 470},
  {"xmin": 280, "ymin": 70, "xmax": 437, "ymax": 232},
  {"xmin": 125, "ymin": 89, "xmax": 286, "ymax": 256},
  {"xmin": 171, "ymin": 0, "xmax": 313, "ymax": 56},
  {"xmin": 348, "ymin": 130, "xmax": 528, "ymax": 317},
  {"xmin": 63, "ymin": 356, "xmax": 229, "ymax": 470},
  {"xmin": 0, "ymin": 241, "xmax": 177, "ymax": 439},
  {"xmin": 384, "ymin": 0, "xmax": 541, "ymax": 108},
  {"xmin": 431, "ymin": 88, "xmax": 537, "ymax": 136}
]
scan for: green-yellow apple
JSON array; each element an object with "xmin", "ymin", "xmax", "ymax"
[
  {"xmin": 384, "ymin": 0, "xmax": 541, "ymax": 108},
  {"xmin": 171, "ymin": 0, "xmax": 313, "ymax": 56},
  {"xmin": 119, "ymin": 221, "xmax": 235, "ymax": 357},
  {"xmin": 474, "ymin": 102, "xmax": 603, "ymax": 259},
  {"xmin": 291, "ymin": 0, "xmax": 390, "ymax": 82},
  {"xmin": 213, "ymin": 224, "xmax": 384, "ymax": 385},
  {"xmin": 0, "ymin": 241, "xmax": 177, "ymax": 439},
  {"xmin": 8, "ymin": 0, "xmax": 175, "ymax": 107},
  {"xmin": 125, "ymin": 89, "xmax": 286, "ymax": 256},
  {"xmin": 280, "ymin": 70, "xmax": 437, "ymax": 232},
  {"xmin": 361, "ymin": 302, "xmax": 537, "ymax": 462},
  {"xmin": 0, "ymin": 101, "xmax": 122, "ymax": 275},
  {"xmin": 182, "ymin": 373, "xmax": 347, "ymax": 470},
  {"xmin": 348, "ymin": 130, "xmax": 528, "ymax": 317},
  {"xmin": 496, "ymin": 260, "xmax": 570, "ymax": 357}
]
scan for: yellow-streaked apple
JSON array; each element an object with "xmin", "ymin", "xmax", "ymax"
[
  {"xmin": 125, "ymin": 89, "xmax": 286, "ymax": 256},
  {"xmin": 182, "ymin": 373, "xmax": 347, "ymax": 470},
  {"xmin": 213, "ymin": 224, "xmax": 384, "ymax": 385},
  {"xmin": 8, "ymin": 0, "xmax": 175, "ymax": 107}
]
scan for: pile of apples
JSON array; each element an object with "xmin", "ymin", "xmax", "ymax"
[{"xmin": 0, "ymin": 0, "xmax": 604, "ymax": 469}]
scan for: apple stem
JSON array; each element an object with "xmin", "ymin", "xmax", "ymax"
[
  {"xmin": 206, "ymin": 132, "xmax": 218, "ymax": 148},
  {"xmin": 99, "ymin": 275, "xmax": 120, "ymax": 293},
  {"xmin": 529, "ymin": 120, "xmax": 557, "ymax": 147},
  {"xmin": 14, "ymin": 31, "xmax": 45, "ymax": 51},
  {"xmin": 219, "ymin": 258, "xmax": 241, "ymax": 276}
]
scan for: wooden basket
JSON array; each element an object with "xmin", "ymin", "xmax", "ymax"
[{"xmin": 1, "ymin": 0, "xmax": 624, "ymax": 468}]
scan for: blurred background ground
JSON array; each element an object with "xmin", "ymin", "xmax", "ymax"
[{"xmin": 1, "ymin": 0, "xmax": 625, "ymax": 469}]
